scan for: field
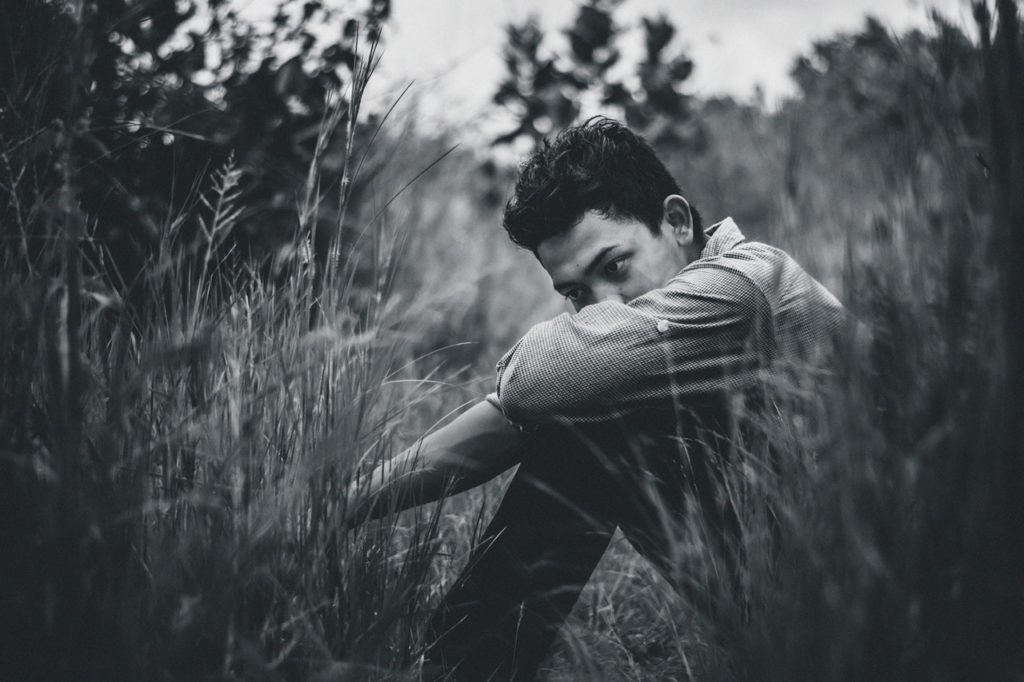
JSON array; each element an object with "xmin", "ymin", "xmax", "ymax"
[{"xmin": 1, "ymin": 1, "xmax": 1022, "ymax": 680}]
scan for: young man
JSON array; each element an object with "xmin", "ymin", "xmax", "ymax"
[{"xmin": 347, "ymin": 117, "xmax": 844, "ymax": 679}]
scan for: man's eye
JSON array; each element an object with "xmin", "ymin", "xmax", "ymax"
[
  {"xmin": 564, "ymin": 289, "xmax": 582, "ymax": 301},
  {"xmin": 605, "ymin": 257, "xmax": 628, "ymax": 275}
]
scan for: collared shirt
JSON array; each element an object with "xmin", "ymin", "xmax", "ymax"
[{"xmin": 485, "ymin": 218, "xmax": 846, "ymax": 430}]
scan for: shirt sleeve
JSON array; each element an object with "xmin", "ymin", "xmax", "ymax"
[
  {"xmin": 493, "ymin": 266, "xmax": 772, "ymax": 426},
  {"xmin": 484, "ymin": 391, "xmax": 540, "ymax": 433}
]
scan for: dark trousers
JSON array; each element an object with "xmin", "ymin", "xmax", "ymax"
[{"xmin": 422, "ymin": 412, "xmax": 740, "ymax": 681}]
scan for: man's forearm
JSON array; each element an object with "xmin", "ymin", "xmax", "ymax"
[{"xmin": 344, "ymin": 399, "xmax": 529, "ymax": 526}]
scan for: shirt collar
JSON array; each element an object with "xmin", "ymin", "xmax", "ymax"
[{"xmin": 699, "ymin": 217, "xmax": 744, "ymax": 259}]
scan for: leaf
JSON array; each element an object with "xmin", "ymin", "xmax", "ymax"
[
  {"xmin": 668, "ymin": 56, "xmax": 694, "ymax": 82},
  {"xmin": 643, "ymin": 15, "xmax": 676, "ymax": 62},
  {"xmin": 275, "ymin": 56, "xmax": 304, "ymax": 97},
  {"xmin": 602, "ymin": 81, "xmax": 632, "ymax": 106},
  {"xmin": 303, "ymin": 0, "xmax": 321, "ymax": 21},
  {"xmin": 567, "ymin": 3, "xmax": 615, "ymax": 64}
]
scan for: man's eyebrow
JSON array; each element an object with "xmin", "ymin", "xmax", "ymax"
[
  {"xmin": 583, "ymin": 245, "xmax": 619, "ymax": 276},
  {"xmin": 554, "ymin": 245, "xmax": 618, "ymax": 291}
]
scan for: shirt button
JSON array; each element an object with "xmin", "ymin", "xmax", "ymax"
[{"xmin": 656, "ymin": 319, "xmax": 670, "ymax": 334}]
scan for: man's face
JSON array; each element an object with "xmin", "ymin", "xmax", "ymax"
[{"xmin": 537, "ymin": 199, "xmax": 697, "ymax": 312}]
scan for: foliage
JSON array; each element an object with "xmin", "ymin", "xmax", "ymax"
[
  {"xmin": 0, "ymin": 94, "xmax": 456, "ymax": 682},
  {"xmin": 655, "ymin": 4, "xmax": 1024, "ymax": 680},
  {"xmin": 659, "ymin": 11, "xmax": 992, "ymax": 280},
  {"xmin": 492, "ymin": 0, "xmax": 701, "ymax": 148},
  {"xmin": 1, "ymin": 0, "xmax": 390, "ymax": 290}
]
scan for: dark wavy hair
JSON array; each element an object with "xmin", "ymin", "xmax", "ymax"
[{"xmin": 502, "ymin": 117, "xmax": 703, "ymax": 254}]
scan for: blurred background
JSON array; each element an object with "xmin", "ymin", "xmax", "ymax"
[{"xmin": 2, "ymin": 0, "xmax": 1022, "ymax": 679}]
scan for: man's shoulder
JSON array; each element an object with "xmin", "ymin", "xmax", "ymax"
[
  {"xmin": 632, "ymin": 258, "xmax": 769, "ymax": 323},
  {"xmin": 676, "ymin": 218, "xmax": 793, "ymax": 295},
  {"xmin": 688, "ymin": 237, "xmax": 814, "ymax": 299},
  {"xmin": 666, "ymin": 227, "xmax": 844, "ymax": 334},
  {"xmin": 668, "ymin": 238, "xmax": 784, "ymax": 300},
  {"xmin": 694, "ymin": 236, "xmax": 790, "ymax": 274}
]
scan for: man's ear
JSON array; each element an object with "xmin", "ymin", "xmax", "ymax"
[{"xmin": 661, "ymin": 194, "xmax": 694, "ymax": 247}]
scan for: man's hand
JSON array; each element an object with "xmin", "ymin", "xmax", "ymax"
[{"xmin": 343, "ymin": 398, "xmax": 529, "ymax": 528}]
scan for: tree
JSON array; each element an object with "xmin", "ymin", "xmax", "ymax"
[
  {"xmin": 1, "ymin": 0, "xmax": 390, "ymax": 294},
  {"xmin": 491, "ymin": 0, "xmax": 701, "ymax": 148}
]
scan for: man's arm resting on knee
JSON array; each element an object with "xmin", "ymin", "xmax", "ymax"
[{"xmin": 344, "ymin": 398, "xmax": 529, "ymax": 527}]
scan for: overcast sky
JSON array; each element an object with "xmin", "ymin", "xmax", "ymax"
[
  {"xmin": 238, "ymin": 0, "xmax": 973, "ymax": 138},
  {"xmin": 369, "ymin": 1, "xmax": 970, "ymax": 121}
]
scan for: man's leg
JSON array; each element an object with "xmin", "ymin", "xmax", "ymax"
[
  {"xmin": 422, "ymin": 423, "xmax": 622, "ymax": 680},
  {"xmin": 610, "ymin": 415, "xmax": 748, "ymax": 620}
]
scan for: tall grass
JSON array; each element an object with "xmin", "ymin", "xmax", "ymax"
[
  {"xmin": 633, "ymin": 4, "xmax": 1024, "ymax": 680},
  {"xmin": 0, "ymin": 14, "xmax": 484, "ymax": 679},
  {"xmin": 2, "ymin": 2, "xmax": 1022, "ymax": 681}
]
